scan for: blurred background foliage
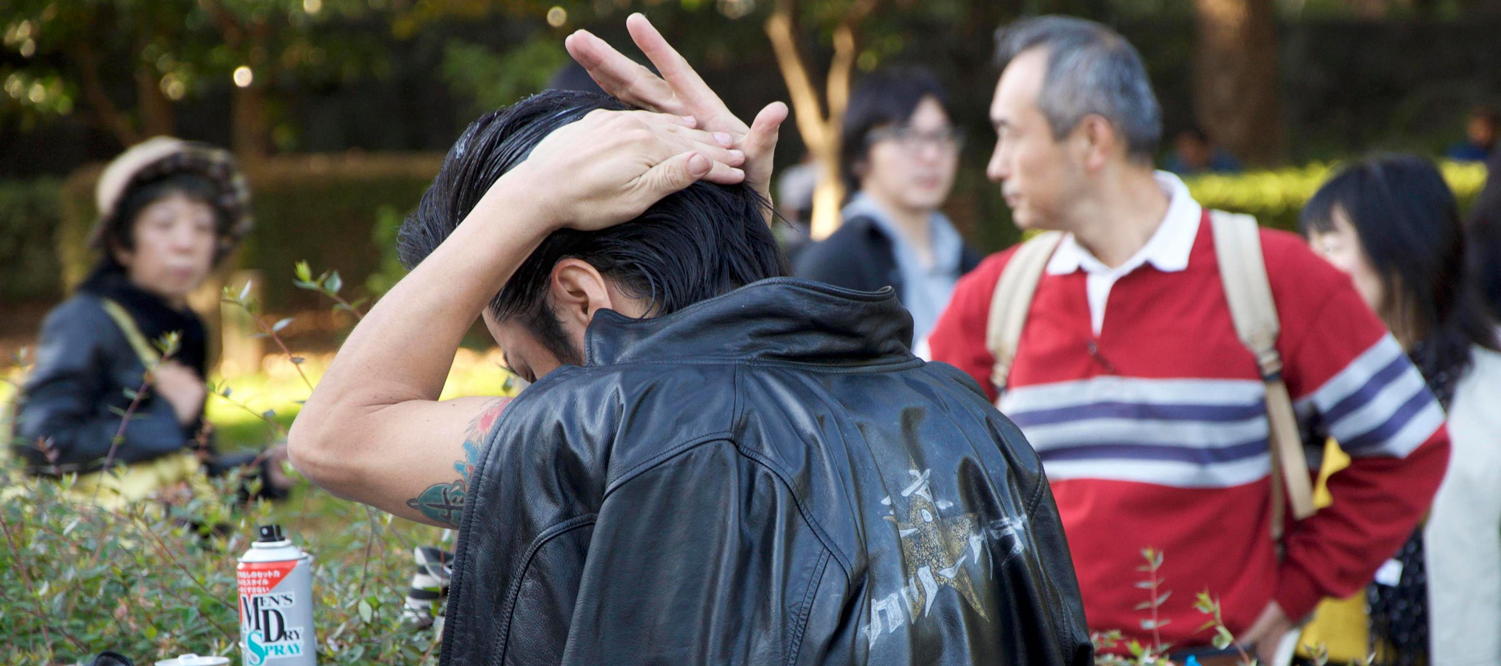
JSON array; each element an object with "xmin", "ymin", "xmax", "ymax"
[{"xmin": 3, "ymin": 0, "xmax": 1500, "ymax": 329}]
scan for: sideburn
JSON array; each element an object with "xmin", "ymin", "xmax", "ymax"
[{"xmin": 522, "ymin": 302, "xmax": 585, "ymax": 367}]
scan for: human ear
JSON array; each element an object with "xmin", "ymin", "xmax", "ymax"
[
  {"xmin": 548, "ymin": 258, "xmax": 615, "ymax": 329},
  {"xmin": 1077, "ymin": 115, "xmax": 1118, "ymax": 172}
]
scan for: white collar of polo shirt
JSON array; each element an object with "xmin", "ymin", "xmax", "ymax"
[{"xmin": 1045, "ymin": 171, "xmax": 1202, "ymax": 279}]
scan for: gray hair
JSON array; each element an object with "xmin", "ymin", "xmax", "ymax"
[{"xmin": 995, "ymin": 16, "xmax": 1161, "ymax": 163}]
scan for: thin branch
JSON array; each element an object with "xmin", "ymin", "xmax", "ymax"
[{"xmin": 129, "ymin": 511, "xmax": 238, "ymax": 639}]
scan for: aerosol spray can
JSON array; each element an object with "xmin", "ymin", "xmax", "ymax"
[{"xmin": 237, "ymin": 524, "xmax": 317, "ymax": 665}]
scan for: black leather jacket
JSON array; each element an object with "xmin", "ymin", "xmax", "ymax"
[
  {"xmin": 12, "ymin": 294, "xmax": 194, "ymax": 470},
  {"xmin": 442, "ymin": 279, "xmax": 1091, "ymax": 665}
]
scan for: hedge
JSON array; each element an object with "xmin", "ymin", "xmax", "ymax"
[
  {"xmin": 0, "ymin": 178, "xmax": 64, "ymax": 303},
  {"xmin": 1184, "ymin": 160, "xmax": 1490, "ymax": 232},
  {"xmin": 9, "ymin": 156, "xmax": 1491, "ymax": 310}
]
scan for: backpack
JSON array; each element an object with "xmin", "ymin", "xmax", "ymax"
[{"xmin": 984, "ymin": 211, "xmax": 1316, "ymax": 542}]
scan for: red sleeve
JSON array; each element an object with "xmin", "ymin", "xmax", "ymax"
[
  {"xmin": 929, "ymin": 250, "xmax": 1014, "ymax": 402},
  {"xmin": 1260, "ymin": 230, "xmax": 1450, "ymax": 619}
]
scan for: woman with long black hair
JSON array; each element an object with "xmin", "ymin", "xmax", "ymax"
[{"xmin": 1301, "ymin": 154, "xmax": 1501, "ymax": 665}]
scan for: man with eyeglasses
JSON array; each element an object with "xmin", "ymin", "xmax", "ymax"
[{"xmin": 795, "ymin": 66, "xmax": 979, "ymax": 352}]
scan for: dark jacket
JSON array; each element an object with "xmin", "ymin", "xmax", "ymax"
[
  {"xmin": 440, "ymin": 279, "xmax": 1091, "ymax": 665},
  {"xmin": 13, "ymin": 286, "xmax": 200, "ymax": 470},
  {"xmin": 793, "ymin": 215, "xmax": 982, "ymax": 298}
]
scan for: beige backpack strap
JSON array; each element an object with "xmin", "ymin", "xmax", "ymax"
[
  {"xmin": 99, "ymin": 298, "xmax": 162, "ymax": 367},
  {"xmin": 1209, "ymin": 210, "xmax": 1316, "ymax": 544},
  {"xmin": 986, "ymin": 231, "xmax": 1064, "ymax": 395}
]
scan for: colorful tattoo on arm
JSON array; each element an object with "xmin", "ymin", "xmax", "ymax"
[{"xmin": 407, "ymin": 398, "xmax": 510, "ymax": 527}]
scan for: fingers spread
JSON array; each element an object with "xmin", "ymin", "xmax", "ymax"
[
  {"xmin": 565, "ymin": 29, "xmax": 677, "ymax": 112},
  {"xmin": 626, "ymin": 13, "xmax": 715, "ymax": 109}
]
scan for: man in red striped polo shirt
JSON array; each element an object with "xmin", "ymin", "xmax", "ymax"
[{"xmin": 928, "ymin": 16, "xmax": 1449, "ymax": 662}]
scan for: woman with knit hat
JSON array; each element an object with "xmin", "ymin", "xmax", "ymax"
[{"xmin": 11, "ymin": 137, "xmax": 289, "ymax": 506}]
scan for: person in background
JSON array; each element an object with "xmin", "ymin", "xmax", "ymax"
[
  {"xmin": 772, "ymin": 152, "xmax": 818, "ymax": 260},
  {"xmin": 928, "ymin": 16, "xmax": 1449, "ymax": 662},
  {"xmin": 1300, "ymin": 154, "xmax": 1501, "ymax": 666},
  {"xmin": 1163, "ymin": 126, "xmax": 1242, "ymax": 175},
  {"xmin": 1446, "ymin": 106, "xmax": 1498, "ymax": 162},
  {"xmin": 794, "ymin": 66, "xmax": 980, "ymax": 350},
  {"xmin": 11, "ymin": 137, "xmax": 290, "ymax": 506},
  {"xmin": 1467, "ymin": 149, "xmax": 1501, "ymax": 321}
]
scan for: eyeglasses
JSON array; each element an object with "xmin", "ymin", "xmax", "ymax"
[{"xmin": 866, "ymin": 126, "xmax": 966, "ymax": 153}]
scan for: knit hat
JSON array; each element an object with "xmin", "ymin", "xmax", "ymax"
[{"xmin": 90, "ymin": 136, "xmax": 253, "ymax": 263}]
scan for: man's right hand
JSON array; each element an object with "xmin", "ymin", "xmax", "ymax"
[
  {"xmin": 565, "ymin": 13, "xmax": 787, "ymax": 217},
  {"xmin": 152, "ymin": 361, "xmax": 205, "ymax": 425}
]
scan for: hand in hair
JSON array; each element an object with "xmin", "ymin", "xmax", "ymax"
[
  {"xmin": 506, "ymin": 108, "xmax": 746, "ymax": 232},
  {"xmin": 565, "ymin": 13, "xmax": 787, "ymax": 220}
]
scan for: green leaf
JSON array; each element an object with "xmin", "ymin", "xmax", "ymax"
[
  {"xmin": 272, "ymin": 317, "xmax": 294, "ymax": 333},
  {"xmin": 295, "ymin": 260, "xmax": 313, "ymax": 283},
  {"xmin": 238, "ymin": 281, "xmax": 252, "ymax": 303},
  {"xmin": 326, "ymin": 270, "xmax": 343, "ymax": 294},
  {"xmin": 358, "ymin": 598, "xmax": 373, "ymax": 623},
  {"xmin": 1212, "ymin": 627, "xmax": 1232, "ymax": 649}
]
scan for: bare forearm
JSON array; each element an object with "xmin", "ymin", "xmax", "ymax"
[{"xmin": 291, "ymin": 175, "xmax": 548, "ymax": 464}]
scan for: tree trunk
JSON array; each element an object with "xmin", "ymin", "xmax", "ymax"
[
  {"xmin": 764, "ymin": 0, "xmax": 875, "ymax": 239},
  {"xmin": 134, "ymin": 65, "xmax": 175, "ymax": 138},
  {"xmin": 231, "ymin": 83, "xmax": 269, "ymax": 160},
  {"xmin": 1191, "ymin": 0, "xmax": 1285, "ymax": 167}
]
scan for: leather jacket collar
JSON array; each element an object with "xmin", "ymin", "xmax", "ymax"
[{"xmin": 584, "ymin": 278, "xmax": 917, "ymax": 367}]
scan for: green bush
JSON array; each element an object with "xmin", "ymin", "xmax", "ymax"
[
  {"xmin": 0, "ymin": 178, "xmax": 64, "ymax": 303},
  {"xmin": 1184, "ymin": 160, "xmax": 1490, "ymax": 232},
  {"xmin": 57, "ymin": 154, "xmax": 443, "ymax": 311},
  {"xmin": 0, "ymin": 467, "xmax": 449, "ymax": 664}
]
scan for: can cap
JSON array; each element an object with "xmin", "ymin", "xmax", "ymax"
[
  {"xmin": 154, "ymin": 655, "xmax": 230, "ymax": 666},
  {"xmin": 257, "ymin": 524, "xmax": 285, "ymax": 543}
]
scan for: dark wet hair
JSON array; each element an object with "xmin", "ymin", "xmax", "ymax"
[
  {"xmin": 839, "ymin": 66, "xmax": 954, "ymax": 192},
  {"xmin": 96, "ymin": 172, "xmax": 228, "ymax": 272},
  {"xmin": 397, "ymin": 89, "xmax": 786, "ymax": 363},
  {"xmin": 1300, "ymin": 154, "xmax": 1499, "ymax": 382}
]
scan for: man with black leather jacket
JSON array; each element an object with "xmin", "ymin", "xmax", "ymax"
[{"xmin": 289, "ymin": 15, "xmax": 1090, "ymax": 665}]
